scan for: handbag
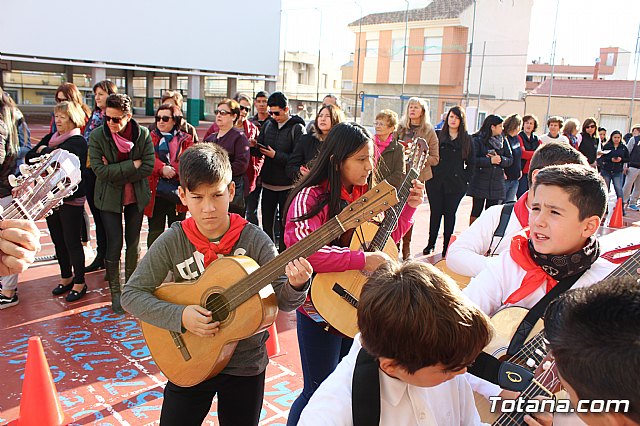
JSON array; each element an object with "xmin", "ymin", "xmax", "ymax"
[{"xmin": 156, "ymin": 178, "xmax": 181, "ymax": 205}]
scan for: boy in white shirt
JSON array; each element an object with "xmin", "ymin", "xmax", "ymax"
[
  {"xmin": 297, "ymin": 261, "xmax": 493, "ymax": 426},
  {"xmin": 448, "ymin": 142, "xmax": 588, "ymax": 278},
  {"xmin": 464, "ymin": 164, "xmax": 616, "ymax": 400}
]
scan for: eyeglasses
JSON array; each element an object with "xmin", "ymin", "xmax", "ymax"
[
  {"xmin": 239, "ymin": 105, "xmax": 251, "ymax": 112},
  {"xmin": 155, "ymin": 115, "xmax": 173, "ymax": 123},
  {"xmin": 268, "ymin": 110, "xmax": 281, "ymax": 117},
  {"xmin": 104, "ymin": 114, "xmax": 128, "ymax": 124},
  {"xmin": 587, "ymin": 124, "xmax": 596, "ymax": 128},
  {"xmin": 214, "ymin": 109, "xmax": 232, "ymax": 116}
]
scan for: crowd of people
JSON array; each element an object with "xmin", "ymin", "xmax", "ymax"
[{"xmin": 1, "ymin": 80, "xmax": 639, "ymax": 426}]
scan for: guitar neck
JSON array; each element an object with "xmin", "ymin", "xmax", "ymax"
[
  {"xmin": 493, "ymin": 379, "xmax": 555, "ymax": 425},
  {"xmin": 369, "ymin": 168, "xmax": 419, "ymax": 251},
  {"xmin": 218, "ymin": 217, "xmax": 345, "ymax": 313},
  {"xmin": 604, "ymin": 247, "xmax": 640, "ymax": 280}
]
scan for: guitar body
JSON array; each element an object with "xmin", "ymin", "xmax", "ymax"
[
  {"xmin": 433, "ymin": 259, "xmax": 471, "ymax": 289},
  {"xmin": 310, "ymin": 222, "xmax": 398, "ymax": 338},
  {"xmin": 139, "ymin": 256, "xmax": 278, "ymax": 387},
  {"xmin": 474, "ymin": 306, "xmax": 544, "ymax": 423}
]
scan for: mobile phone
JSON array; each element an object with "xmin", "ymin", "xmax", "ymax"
[
  {"xmin": 257, "ymin": 142, "xmax": 269, "ymax": 150},
  {"xmin": 487, "ymin": 149, "xmax": 496, "ymax": 155}
]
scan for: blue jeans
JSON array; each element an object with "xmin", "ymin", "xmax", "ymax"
[
  {"xmin": 505, "ymin": 179, "xmax": 519, "ymax": 203},
  {"xmin": 287, "ymin": 311, "xmax": 353, "ymax": 425},
  {"xmin": 601, "ymin": 170, "xmax": 624, "ymax": 199}
]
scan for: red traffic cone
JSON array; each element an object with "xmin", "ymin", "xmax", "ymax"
[
  {"xmin": 609, "ymin": 198, "xmax": 624, "ymax": 228},
  {"xmin": 9, "ymin": 337, "xmax": 71, "ymax": 426},
  {"xmin": 266, "ymin": 323, "xmax": 281, "ymax": 358}
]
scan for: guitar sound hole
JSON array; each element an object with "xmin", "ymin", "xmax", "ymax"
[{"xmin": 206, "ymin": 293, "xmax": 231, "ymax": 322}]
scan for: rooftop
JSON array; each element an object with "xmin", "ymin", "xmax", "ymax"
[
  {"xmin": 529, "ymin": 79, "xmax": 638, "ymax": 99},
  {"xmin": 348, "ymin": 0, "xmax": 473, "ymax": 27}
]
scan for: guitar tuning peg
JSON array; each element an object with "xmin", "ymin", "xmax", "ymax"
[
  {"xmin": 20, "ymin": 163, "xmax": 33, "ymax": 176},
  {"xmin": 8, "ymin": 175, "xmax": 19, "ymax": 187}
]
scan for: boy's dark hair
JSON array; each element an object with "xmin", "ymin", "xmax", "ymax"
[
  {"xmin": 544, "ymin": 276, "xmax": 640, "ymax": 424},
  {"xmin": 106, "ymin": 94, "xmax": 132, "ymax": 114},
  {"xmin": 527, "ymin": 141, "xmax": 589, "ymax": 187},
  {"xmin": 267, "ymin": 91, "xmax": 288, "ymax": 109},
  {"xmin": 179, "ymin": 144, "xmax": 232, "ymax": 191},
  {"xmin": 255, "ymin": 91, "xmax": 269, "ymax": 100},
  {"xmin": 532, "ymin": 164, "xmax": 606, "ymax": 220},
  {"xmin": 358, "ymin": 261, "xmax": 492, "ymax": 374}
]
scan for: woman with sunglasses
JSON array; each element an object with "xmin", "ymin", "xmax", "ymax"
[
  {"xmin": 26, "ymin": 101, "xmax": 88, "ymax": 302},
  {"xmin": 579, "ymin": 117, "xmax": 600, "ymax": 168},
  {"xmin": 203, "ymin": 99, "xmax": 250, "ymax": 215},
  {"xmin": 149, "ymin": 90, "xmax": 199, "ymax": 143},
  {"xmin": 233, "ymin": 94, "xmax": 263, "ymax": 218},
  {"xmin": 51, "ymin": 83, "xmax": 91, "ymax": 134},
  {"xmin": 84, "ymin": 80, "xmax": 118, "ymax": 275},
  {"xmin": 89, "ymin": 94, "xmax": 154, "ymax": 313},
  {"xmin": 145, "ymin": 103, "xmax": 194, "ymax": 248}
]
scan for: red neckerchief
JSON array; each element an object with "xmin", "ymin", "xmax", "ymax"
[
  {"xmin": 181, "ymin": 213, "xmax": 249, "ymax": 268},
  {"xmin": 504, "ymin": 230, "xmax": 557, "ymax": 305},
  {"xmin": 514, "ymin": 191, "xmax": 529, "ymax": 228},
  {"xmin": 340, "ymin": 184, "xmax": 368, "ymax": 203}
]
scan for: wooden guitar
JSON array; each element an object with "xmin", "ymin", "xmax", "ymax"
[
  {"xmin": 5, "ymin": 149, "xmax": 82, "ymax": 220},
  {"xmin": 309, "ymin": 138, "xmax": 429, "ymax": 338},
  {"xmin": 433, "ymin": 258, "xmax": 471, "ymax": 289},
  {"xmin": 474, "ymin": 246, "xmax": 640, "ymax": 422},
  {"xmin": 139, "ymin": 181, "xmax": 399, "ymax": 387}
]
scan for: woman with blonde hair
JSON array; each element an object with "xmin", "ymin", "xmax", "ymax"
[
  {"xmin": 396, "ymin": 97, "xmax": 439, "ymax": 259},
  {"xmin": 52, "ymin": 82, "xmax": 91, "ymax": 133},
  {"xmin": 562, "ymin": 118, "xmax": 581, "ymax": 149}
]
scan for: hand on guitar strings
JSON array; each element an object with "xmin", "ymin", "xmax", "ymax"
[
  {"xmin": 363, "ymin": 251, "xmax": 392, "ymax": 272},
  {"xmin": 523, "ymin": 395, "xmax": 554, "ymax": 426},
  {"xmin": 0, "ymin": 218, "xmax": 41, "ymax": 275},
  {"xmin": 285, "ymin": 257, "xmax": 314, "ymax": 290},
  {"xmin": 182, "ymin": 305, "xmax": 220, "ymax": 337},
  {"xmin": 406, "ymin": 179, "xmax": 425, "ymax": 209}
]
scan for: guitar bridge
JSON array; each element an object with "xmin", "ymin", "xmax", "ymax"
[
  {"xmin": 170, "ymin": 331, "xmax": 192, "ymax": 361},
  {"xmin": 332, "ymin": 284, "xmax": 359, "ymax": 308}
]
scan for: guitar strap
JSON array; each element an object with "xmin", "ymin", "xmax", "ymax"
[
  {"xmin": 352, "ymin": 348, "xmax": 381, "ymax": 426},
  {"xmin": 487, "ymin": 202, "xmax": 515, "ymax": 256},
  {"xmin": 506, "ymin": 269, "xmax": 586, "ymax": 357}
]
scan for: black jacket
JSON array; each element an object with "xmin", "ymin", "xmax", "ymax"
[
  {"xmin": 258, "ymin": 115, "xmax": 306, "ymax": 186},
  {"xmin": 579, "ymin": 132, "xmax": 599, "ymax": 164},
  {"xmin": 26, "ymin": 133, "xmax": 87, "ymax": 200},
  {"xmin": 427, "ymin": 131, "xmax": 473, "ymax": 195},
  {"xmin": 504, "ymin": 134, "xmax": 522, "ymax": 181},
  {"xmin": 286, "ymin": 131, "xmax": 322, "ymax": 181},
  {"xmin": 600, "ymin": 141, "xmax": 629, "ymax": 174},
  {"xmin": 467, "ymin": 134, "xmax": 513, "ymax": 200}
]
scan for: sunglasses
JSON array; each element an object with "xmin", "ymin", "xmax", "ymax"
[
  {"xmin": 56, "ymin": 97, "xmax": 67, "ymax": 103},
  {"xmin": 214, "ymin": 109, "xmax": 233, "ymax": 116},
  {"xmin": 239, "ymin": 105, "xmax": 251, "ymax": 112},
  {"xmin": 104, "ymin": 114, "xmax": 127, "ymax": 124},
  {"xmin": 587, "ymin": 124, "xmax": 596, "ymax": 128},
  {"xmin": 268, "ymin": 110, "xmax": 281, "ymax": 117},
  {"xmin": 155, "ymin": 115, "xmax": 173, "ymax": 123}
]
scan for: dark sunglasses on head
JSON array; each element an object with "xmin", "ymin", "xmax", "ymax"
[
  {"xmin": 214, "ymin": 109, "xmax": 232, "ymax": 116},
  {"xmin": 104, "ymin": 114, "xmax": 127, "ymax": 124},
  {"xmin": 239, "ymin": 105, "xmax": 251, "ymax": 112},
  {"xmin": 155, "ymin": 115, "xmax": 173, "ymax": 123},
  {"xmin": 268, "ymin": 110, "xmax": 281, "ymax": 117}
]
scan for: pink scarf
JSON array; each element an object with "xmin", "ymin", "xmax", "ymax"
[
  {"xmin": 112, "ymin": 131, "xmax": 134, "ymax": 153},
  {"xmin": 49, "ymin": 128, "xmax": 81, "ymax": 148},
  {"xmin": 374, "ymin": 133, "xmax": 393, "ymax": 161}
]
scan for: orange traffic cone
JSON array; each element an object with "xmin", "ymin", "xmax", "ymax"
[
  {"xmin": 609, "ymin": 198, "xmax": 624, "ymax": 228},
  {"xmin": 266, "ymin": 323, "xmax": 281, "ymax": 358},
  {"xmin": 9, "ymin": 337, "xmax": 71, "ymax": 426}
]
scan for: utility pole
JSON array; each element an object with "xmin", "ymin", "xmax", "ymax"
[
  {"xmin": 400, "ymin": 0, "xmax": 409, "ymax": 112},
  {"xmin": 545, "ymin": 0, "xmax": 560, "ymax": 130},
  {"xmin": 629, "ymin": 23, "xmax": 640, "ymax": 132},
  {"xmin": 354, "ymin": 1, "xmax": 363, "ymax": 123},
  {"xmin": 315, "ymin": 8, "xmax": 323, "ymax": 113},
  {"xmin": 464, "ymin": 0, "xmax": 477, "ymax": 106}
]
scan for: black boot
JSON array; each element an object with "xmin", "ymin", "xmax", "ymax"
[
  {"xmin": 124, "ymin": 249, "xmax": 140, "ymax": 284},
  {"xmin": 85, "ymin": 256, "xmax": 105, "ymax": 273},
  {"xmin": 105, "ymin": 260, "xmax": 124, "ymax": 314}
]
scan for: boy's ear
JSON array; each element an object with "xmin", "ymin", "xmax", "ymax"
[
  {"xmin": 378, "ymin": 357, "xmax": 401, "ymax": 377},
  {"xmin": 581, "ymin": 215, "xmax": 601, "ymax": 238},
  {"xmin": 530, "ymin": 169, "xmax": 540, "ymax": 187},
  {"xmin": 228, "ymin": 180, "xmax": 236, "ymax": 201},
  {"xmin": 178, "ymin": 186, "xmax": 187, "ymax": 206}
]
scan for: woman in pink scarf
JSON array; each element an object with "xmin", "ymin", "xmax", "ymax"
[{"xmin": 25, "ymin": 101, "xmax": 88, "ymax": 302}]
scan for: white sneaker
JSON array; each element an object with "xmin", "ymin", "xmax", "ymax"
[{"xmin": 629, "ymin": 204, "xmax": 639, "ymax": 212}]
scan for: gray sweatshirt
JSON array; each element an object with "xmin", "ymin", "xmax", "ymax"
[{"xmin": 121, "ymin": 221, "xmax": 309, "ymax": 377}]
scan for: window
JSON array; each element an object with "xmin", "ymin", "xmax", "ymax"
[
  {"xmin": 366, "ymin": 39, "xmax": 379, "ymax": 58},
  {"xmin": 392, "ymin": 38, "xmax": 404, "ymax": 61},
  {"xmin": 526, "ymin": 75, "xmax": 533, "ymax": 82},
  {"xmin": 606, "ymin": 53, "xmax": 614, "ymax": 66},
  {"xmin": 342, "ymin": 80, "xmax": 353, "ymax": 90},
  {"xmin": 424, "ymin": 36, "xmax": 443, "ymax": 62},
  {"xmin": 322, "ymin": 74, "xmax": 328, "ymax": 89}
]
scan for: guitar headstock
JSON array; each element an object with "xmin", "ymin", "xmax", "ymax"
[
  {"xmin": 533, "ymin": 353, "xmax": 562, "ymax": 395},
  {"xmin": 407, "ymin": 137, "xmax": 429, "ymax": 173},
  {"xmin": 335, "ymin": 180, "xmax": 398, "ymax": 231},
  {"xmin": 5, "ymin": 149, "xmax": 82, "ymax": 221}
]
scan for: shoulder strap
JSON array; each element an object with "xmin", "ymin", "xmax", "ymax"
[
  {"xmin": 494, "ymin": 202, "xmax": 515, "ymax": 238},
  {"xmin": 506, "ymin": 269, "xmax": 587, "ymax": 356},
  {"xmin": 352, "ymin": 348, "xmax": 381, "ymax": 426}
]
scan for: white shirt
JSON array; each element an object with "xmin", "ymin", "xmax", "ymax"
[
  {"xmin": 447, "ymin": 203, "xmax": 528, "ymax": 278},
  {"xmin": 298, "ymin": 335, "xmax": 485, "ymax": 426},
  {"xmin": 539, "ymin": 134, "xmax": 570, "ymax": 145}
]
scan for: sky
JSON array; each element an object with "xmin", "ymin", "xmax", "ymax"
[{"xmin": 280, "ymin": 0, "xmax": 640, "ymax": 78}]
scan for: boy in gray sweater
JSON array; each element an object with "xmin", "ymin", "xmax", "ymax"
[{"xmin": 122, "ymin": 144, "xmax": 312, "ymax": 426}]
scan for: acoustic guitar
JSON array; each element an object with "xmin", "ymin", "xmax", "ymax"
[
  {"xmin": 474, "ymin": 245, "xmax": 640, "ymax": 422},
  {"xmin": 139, "ymin": 181, "xmax": 399, "ymax": 387},
  {"xmin": 309, "ymin": 138, "xmax": 429, "ymax": 337},
  {"xmin": 433, "ymin": 258, "xmax": 471, "ymax": 289}
]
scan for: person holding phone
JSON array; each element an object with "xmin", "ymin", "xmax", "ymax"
[{"xmin": 467, "ymin": 114, "xmax": 513, "ymax": 224}]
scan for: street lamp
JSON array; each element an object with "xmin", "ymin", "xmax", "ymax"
[{"xmin": 354, "ymin": 1, "xmax": 363, "ymax": 123}]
